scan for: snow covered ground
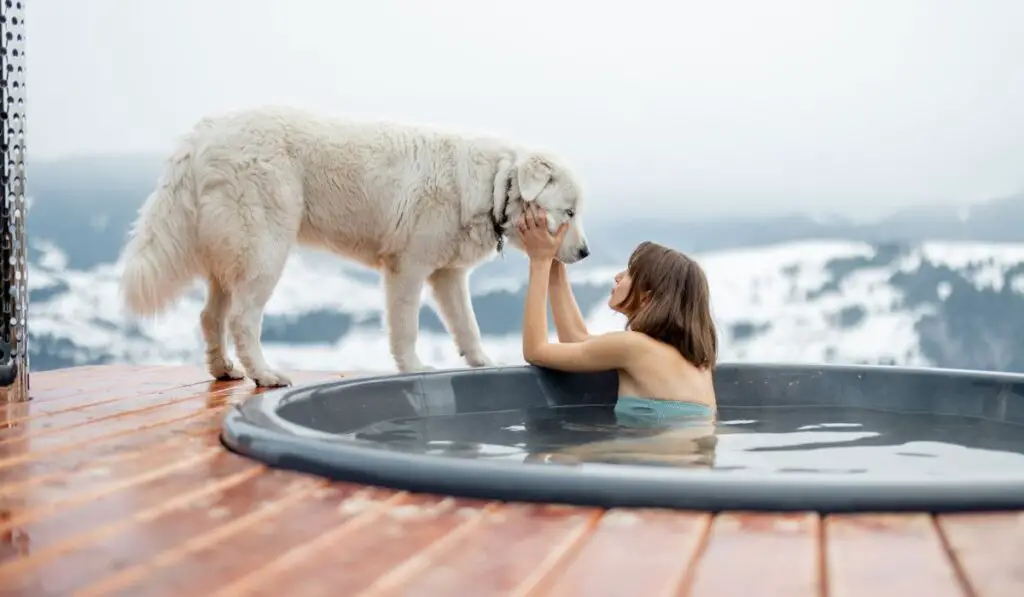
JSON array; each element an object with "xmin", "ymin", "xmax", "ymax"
[{"xmin": 26, "ymin": 238, "xmax": 1024, "ymax": 373}]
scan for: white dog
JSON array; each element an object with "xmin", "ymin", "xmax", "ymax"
[{"xmin": 118, "ymin": 106, "xmax": 590, "ymax": 387}]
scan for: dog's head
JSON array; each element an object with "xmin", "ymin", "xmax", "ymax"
[{"xmin": 498, "ymin": 152, "xmax": 590, "ymax": 264}]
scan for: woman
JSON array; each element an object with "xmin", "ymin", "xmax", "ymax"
[{"xmin": 516, "ymin": 204, "xmax": 719, "ymax": 425}]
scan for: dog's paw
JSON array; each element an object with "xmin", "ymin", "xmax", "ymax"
[
  {"xmin": 250, "ymin": 370, "xmax": 293, "ymax": 388},
  {"xmin": 395, "ymin": 355, "xmax": 436, "ymax": 373},
  {"xmin": 209, "ymin": 359, "xmax": 246, "ymax": 382},
  {"xmin": 464, "ymin": 351, "xmax": 496, "ymax": 368}
]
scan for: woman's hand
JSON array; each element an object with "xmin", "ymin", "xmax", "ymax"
[{"xmin": 516, "ymin": 203, "xmax": 568, "ymax": 263}]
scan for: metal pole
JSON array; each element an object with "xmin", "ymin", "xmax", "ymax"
[{"xmin": 1, "ymin": 0, "xmax": 28, "ymax": 403}]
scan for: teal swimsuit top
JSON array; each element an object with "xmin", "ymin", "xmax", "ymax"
[{"xmin": 614, "ymin": 395, "xmax": 716, "ymax": 427}]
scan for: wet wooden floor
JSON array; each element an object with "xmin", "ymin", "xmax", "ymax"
[{"xmin": 0, "ymin": 364, "xmax": 1020, "ymax": 596}]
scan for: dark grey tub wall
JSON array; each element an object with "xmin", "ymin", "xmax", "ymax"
[
  {"xmin": 275, "ymin": 363, "xmax": 1024, "ymax": 435},
  {"xmin": 275, "ymin": 365, "xmax": 621, "ymax": 435},
  {"xmin": 715, "ymin": 363, "xmax": 1024, "ymax": 424}
]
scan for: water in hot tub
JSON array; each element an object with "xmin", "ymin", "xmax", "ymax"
[{"xmin": 348, "ymin": 405, "xmax": 1024, "ymax": 476}]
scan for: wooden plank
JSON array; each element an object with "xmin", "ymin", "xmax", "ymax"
[
  {"xmin": 0, "ymin": 446, "xmax": 256, "ymax": 552},
  {"xmin": 22, "ymin": 365, "xmax": 201, "ymax": 401},
  {"xmin": 108, "ymin": 485, "xmax": 408, "ymax": 597},
  {"xmin": 0, "ymin": 430, "xmax": 227, "ymax": 513},
  {"xmin": 0, "ymin": 382, "xmax": 254, "ymax": 474},
  {"xmin": 686, "ymin": 512, "xmax": 820, "ymax": 597},
  {"xmin": 357, "ymin": 503, "xmax": 601, "ymax": 597},
  {"xmin": 18, "ymin": 365, "xmax": 343, "ymax": 405},
  {"xmin": 0, "ymin": 366, "xmax": 186, "ymax": 416},
  {"xmin": 208, "ymin": 493, "xmax": 496, "ymax": 597},
  {"xmin": 0, "ymin": 379, "xmax": 234, "ymax": 444},
  {"xmin": 0, "ymin": 370, "xmax": 216, "ymax": 420},
  {"xmin": 68, "ymin": 480, "xmax": 385, "ymax": 597},
  {"xmin": 536, "ymin": 509, "xmax": 710, "ymax": 597},
  {"xmin": 0, "ymin": 367, "xmax": 343, "ymax": 504},
  {"xmin": 825, "ymin": 514, "xmax": 969, "ymax": 597},
  {"xmin": 0, "ymin": 369, "xmax": 343, "ymax": 482},
  {"xmin": 0, "ymin": 407, "xmax": 233, "ymax": 491},
  {"xmin": 0, "ymin": 454, "xmax": 266, "ymax": 595},
  {"xmin": 0, "ymin": 462, "xmax": 327, "ymax": 596},
  {"xmin": 0, "ymin": 420, "xmax": 223, "ymax": 500},
  {"xmin": 937, "ymin": 512, "xmax": 1024, "ymax": 597}
]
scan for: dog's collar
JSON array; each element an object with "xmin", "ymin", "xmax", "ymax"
[{"xmin": 492, "ymin": 174, "xmax": 513, "ymax": 255}]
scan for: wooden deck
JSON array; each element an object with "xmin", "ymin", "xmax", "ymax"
[{"xmin": 0, "ymin": 365, "xmax": 1020, "ymax": 596}]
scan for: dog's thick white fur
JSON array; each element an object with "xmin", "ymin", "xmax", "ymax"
[{"xmin": 118, "ymin": 106, "xmax": 590, "ymax": 387}]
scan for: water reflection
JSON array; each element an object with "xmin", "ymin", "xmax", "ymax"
[
  {"xmin": 525, "ymin": 419, "xmax": 718, "ymax": 468},
  {"xmin": 350, "ymin": 404, "xmax": 1024, "ymax": 477}
]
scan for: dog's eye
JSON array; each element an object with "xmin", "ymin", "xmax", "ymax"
[{"xmin": 566, "ymin": 209, "xmax": 576, "ymax": 218}]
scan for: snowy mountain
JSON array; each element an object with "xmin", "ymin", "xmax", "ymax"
[{"xmin": 26, "ymin": 236, "xmax": 1024, "ymax": 376}]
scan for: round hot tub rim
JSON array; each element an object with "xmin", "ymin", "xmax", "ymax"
[{"xmin": 220, "ymin": 362, "xmax": 1024, "ymax": 513}]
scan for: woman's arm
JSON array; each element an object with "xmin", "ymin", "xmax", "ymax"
[
  {"xmin": 523, "ymin": 259, "xmax": 638, "ymax": 372},
  {"xmin": 548, "ymin": 261, "xmax": 590, "ymax": 343}
]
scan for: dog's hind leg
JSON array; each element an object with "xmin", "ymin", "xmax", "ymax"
[
  {"xmin": 383, "ymin": 264, "xmax": 434, "ymax": 372},
  {"xmin": 428, "ymin": 267, "xmax": 494, "ymax": 368},
  {"xmin": 201, "ymin": 277, "xmax": 244, "ymax": 381},
  {"xmin": 227, "ymin": 249, "xmax": 293, "ymax": 388},
  {"xmin": 203, "ymin": 164, "xmax": 301, "ymax": 388}
]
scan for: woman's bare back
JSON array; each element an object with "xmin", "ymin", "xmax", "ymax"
[{"xmin": 617, "ymin": 332, "xmax": 717, "ymax": 407}]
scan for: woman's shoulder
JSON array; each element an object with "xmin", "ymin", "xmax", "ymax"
[
  {"xmin": 593, "ymin": 330, "xmax": 655, "ymax": 351},
  {"xmin": 580, "ymin": 330, "xmax": 659, "ymax": 366},
  {"xmin": 631, "ymin": 331, "xmax": 709, "ymax": 372},
  {"xmin": 617, "ymin": 329, "xmax": 674, "ymax": 352}
]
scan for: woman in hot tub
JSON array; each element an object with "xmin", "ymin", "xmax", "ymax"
[{"xmin": 515, "ymin": 203, "xmax": 719, "ymax": 426}]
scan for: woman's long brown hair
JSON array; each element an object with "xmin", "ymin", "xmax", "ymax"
[{"xmin": 615, "ymin": 241, "xmax": 718, "ymax": 370}]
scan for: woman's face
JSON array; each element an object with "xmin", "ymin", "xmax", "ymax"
[{"xmin": 608, "ymin": 269, "xmax": 633, "ymax": 313}]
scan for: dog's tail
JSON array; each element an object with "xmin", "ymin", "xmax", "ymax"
[{"xmin": 119, "ymin": 149, "xmax": 201, "ymax": 317}]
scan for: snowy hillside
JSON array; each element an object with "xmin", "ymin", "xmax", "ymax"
[{"xmin": 25, "ymin": 238, "xmax": 1024, "ymax": 375}]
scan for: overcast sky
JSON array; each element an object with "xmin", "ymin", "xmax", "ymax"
[{"xmin": 25, "ymin": 0, "xmax": 1024, "ymax": 220}]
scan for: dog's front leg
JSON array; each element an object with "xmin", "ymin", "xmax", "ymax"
[
  {"xmin": 428, "ymin": 267, "xmax": 495, "ymax": 368},
  {"xmin": 383, "ymin": 266, "xmax": 433, "ymax": 372}
]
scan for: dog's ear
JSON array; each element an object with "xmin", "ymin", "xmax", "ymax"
[{"xmin": 517, "ymin": 155, "xmax": 552, "ymax": 203}]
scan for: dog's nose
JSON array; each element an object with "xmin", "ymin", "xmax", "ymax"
[{"xmin": 577, "ymin": 246, "xmax": 590, "ymax": 260}]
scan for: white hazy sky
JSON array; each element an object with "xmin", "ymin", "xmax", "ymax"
[{"xmin": 24, "ymin": 0, "xmax": 1024, "ymax": 220}]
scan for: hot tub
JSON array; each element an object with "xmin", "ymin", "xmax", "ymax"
[{"xmin": 220, "ymin": 363, "xmax": 1024, "ymax": 512}]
